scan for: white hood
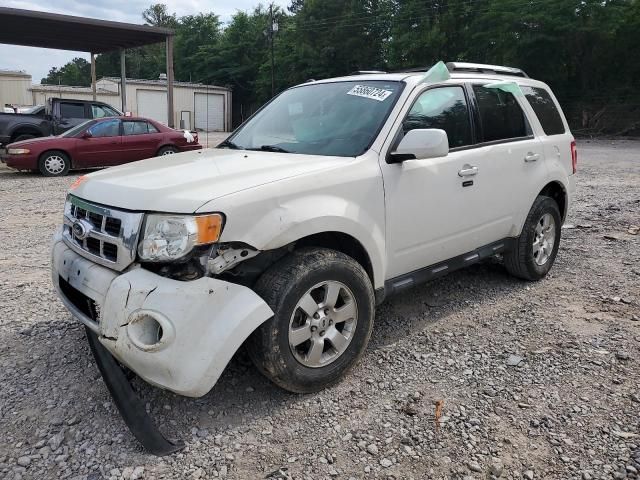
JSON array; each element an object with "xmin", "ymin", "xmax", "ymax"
[{"xmin": 71, "ymin": 149, "xmax": 349, "ymax": 213}]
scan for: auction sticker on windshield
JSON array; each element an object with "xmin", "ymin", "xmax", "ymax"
[{"xmin": 347, "ymin": 85, "xmax": 393, "ymax": 102}]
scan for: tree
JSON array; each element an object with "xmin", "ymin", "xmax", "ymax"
[
  {"xmin": 41, "ymin": 57, "xmax": 91, "ymax": 86},
  {"xmin": 142, "ymin": 3, "xmax": 178, "ymax": 27}
]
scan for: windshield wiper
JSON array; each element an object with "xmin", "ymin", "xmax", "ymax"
[
  {"xmin": 217, "ymin": 139, "xmax": 242, "ymax": 149},
  {"xmin": 248, "ymin": 145, "xmax": 291, "ymax": 153}
]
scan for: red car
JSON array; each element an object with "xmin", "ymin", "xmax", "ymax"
[{"xmin": 1, "ymin": 117, "xmax": 202, "ymax": 176}]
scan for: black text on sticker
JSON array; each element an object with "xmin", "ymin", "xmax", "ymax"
[{"xmin": 347, "ymin": 85, "xmax": 393, "ymax": 102}]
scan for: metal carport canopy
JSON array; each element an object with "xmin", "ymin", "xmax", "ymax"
[{"xmin": 0, "ymin": 7, "xmax": 176, "ymax": 126}]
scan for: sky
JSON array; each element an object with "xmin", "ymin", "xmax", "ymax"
[{"xmin": 1, "ymin": 0, "xmax": 289, "ymax": 83}]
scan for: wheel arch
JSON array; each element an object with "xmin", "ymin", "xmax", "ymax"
[
  {"xmin": 156, "ymin": 143, "xmax": 179, "ymax": 155},
  {"xmin": 292, "ymin": 231, "xmax": 375, "ymax": 286},
  {"xmin": 10, "ymin": 125, "xmax": 44, "ymax": 142},
  {"xmin": 39, "ymin": 149, "xmax": 73, "ymax": 168},
  {"xmin": 538, "ymin": 181, "xmax": 567, "ymax": 222}
]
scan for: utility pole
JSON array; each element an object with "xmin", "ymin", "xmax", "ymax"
[{"xmin": 268, "ymin": 3, "xmax": 277, "ymax": 97}]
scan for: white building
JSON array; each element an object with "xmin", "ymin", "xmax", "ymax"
[
  {"xmin": 0, "ymin": 70, "xmax": 232, "ymax": 132},
  {"xmin": 0, "ymin": 70, "xmax": 32, "ymax": 107}
]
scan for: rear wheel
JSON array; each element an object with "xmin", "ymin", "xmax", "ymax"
[
  {"xmin": 247, "ymin": 248, "xmax": 375, "ymax": 393},
  {"xmin": 504, "ymin": 196, "xmax": 561, "ymax": 280},
  {"xmin": 38, "ymin": 150, "xmax": 70, "ymax": 177},
  {"xmin": 157, "ymin": 146, "xmax": 179, "ymax": 156}
]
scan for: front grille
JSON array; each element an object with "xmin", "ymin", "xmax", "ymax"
[{"xmin": 62, "ymin": 195, "xmax": 144, "ymax": 271}]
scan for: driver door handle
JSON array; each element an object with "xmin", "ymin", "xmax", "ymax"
[
  {"xmin": 524, "ymin": 152, "xmax": 540, "ymax": 162},
  {"xmin": 458, "ymin": 164, "xmax": 478, "ymax": 177}
]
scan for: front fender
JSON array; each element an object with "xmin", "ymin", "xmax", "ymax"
[
  {"xmin": 215, "ymin": 193, "xmax": 386, "ymax": 289},
  {"xmin": 201, "ymin": 154, "xmax": 387, "ymax": 288}
]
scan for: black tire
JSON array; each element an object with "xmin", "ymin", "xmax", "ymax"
[
  {"xmin": 38, "ymin": 150, "xmax": 71, "ymax": 177},
  {"xmin": 12, "ymin": 133, "xmax": 37, "ymax": 143},
  {"xmin": 157, "ymin": 145, "xmax": 179, "ymax": 156},
  {"xmin": 504, "ymin": 196, "xmax": 562, "ymax": 281},
  {"xmin": 247, "ymin": 247, "xmax": 375, "ymax": 393}
]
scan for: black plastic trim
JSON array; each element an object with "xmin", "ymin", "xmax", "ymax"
[
  {"xmin": 86, "ymin": 328, "xmax": 185, "ymax": 456},
  {"xmin": 383, "ymin": 238, "xmax": 515, "ymax": 297}
]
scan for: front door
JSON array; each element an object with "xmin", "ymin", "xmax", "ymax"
[
  {"xmin": 75, "ymin": 119, "xmax": 122, "ymax": 168},
  {"xmin": 381, "ymin": 85, "xmax": 489, "ymax": 278}
]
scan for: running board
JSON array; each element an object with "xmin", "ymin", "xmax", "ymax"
[
  {"xmin": 86, "ymin": 327, "xmax": 185, "ymax": 456},
  {"xmin": 384, "ymin": 238, "xmax": 514, "ymax": 296}
]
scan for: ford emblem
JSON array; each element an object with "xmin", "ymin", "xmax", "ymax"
[{"xmin": 72, "ymin": 219, "xmax": 92, "ymax": 240}]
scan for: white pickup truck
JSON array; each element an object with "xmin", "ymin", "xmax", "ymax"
[{"xmin": 52, "ymin": 62, "xmax": 576, "ymax": 400}]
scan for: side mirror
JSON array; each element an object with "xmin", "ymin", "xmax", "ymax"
[
  {"xmin": 81, "ymin": 130, "xmax": 92, "ymax": 139},
  {"xmin": 388, "ymin": 128, "xmax": 449, "ymax": 163}
]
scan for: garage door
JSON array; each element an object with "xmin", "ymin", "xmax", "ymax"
[
  {"xmin": 137, "ymin": 90, "xmax": 168, "ymax": 125},
  {"xmin": 194, "ymin": 93, "xmax": 224, "ymax": 131}
]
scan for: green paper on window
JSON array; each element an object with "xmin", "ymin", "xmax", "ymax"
[
  {"xmin": 484, "ymin": 81, "xmax": 524, "ymax": 97},
  {"xmin": 420, "ymin": 61, "xmax": 450, "ymax": 84}
]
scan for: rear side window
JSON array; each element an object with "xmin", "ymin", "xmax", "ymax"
[
  {"xmin": 472, "ymin": 86, "xmax": 530, "ymax": 142},
  {"xmin": 147, "ymin": 122, "xmax": 159, "ymax": 133},
  {"xmin": 521, "ymin": 86, "xmax": 565, "ymax": 135},
  {"xmin": 60, "ymin": 102, "xmax": 85, "ymax": 119},
  {"xmin": 403, "ymin": 86, "xmax": 472, "ymax": 148},
  {"xmin": 123, "ymin": 121, "xmax": 149, "ymax": 135}
]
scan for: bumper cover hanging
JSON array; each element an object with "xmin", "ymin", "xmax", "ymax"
[{"xmin": 86, "ymin": 327, "xmax": 184, "ymax": 456}]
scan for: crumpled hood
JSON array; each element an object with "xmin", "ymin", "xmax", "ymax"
[{"xmin": 71, "ymin": 148, "xmax": 348, "ymax": 213}]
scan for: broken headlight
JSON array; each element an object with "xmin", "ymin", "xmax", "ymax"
[{"xmin": 138, "ymin": 213, "xmax": 223, "ymax": 262}]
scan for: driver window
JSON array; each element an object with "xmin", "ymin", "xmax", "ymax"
[
  {"xmin": 403, "ymin": 86, "xmax": 472, "ymax": 148},
  {"xmin": 88, "ymin": 119, "xmax": 121, "ymax": 138}
]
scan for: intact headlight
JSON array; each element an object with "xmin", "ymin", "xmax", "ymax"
[{"xmin": 138, "ymin": 213, "xmax": 224, "ymax": 262}]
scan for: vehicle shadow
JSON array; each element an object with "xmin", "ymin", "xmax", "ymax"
[{"xmin": 121, "ymin": 259, "xmax": 531, "ymax": 453}]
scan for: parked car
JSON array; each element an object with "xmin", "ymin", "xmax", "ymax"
[
  {"xmin": 17, "ymin": 105, "xmax": 45, "ymax": 115},
  {"xmin": 52, "ymin": 62, "xmax": 575, "ymax": 438},
  {"xmin": 2, "ymin": 116, "xmax": 201, "ymax": 176},
  {"xmin": 0, "ymin": 97, "xmax": 122, "ymax": 145}
]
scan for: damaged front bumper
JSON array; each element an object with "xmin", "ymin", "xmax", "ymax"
[{"xmin": 51, "ymin": 232, "xmax": 273, "ymax": 397}]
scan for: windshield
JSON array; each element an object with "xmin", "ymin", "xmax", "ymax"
[
  {"xmin": 225, "ymin": 80, "xmax": 404, "ymax": 157},
  {"xmin": 61, "ymin": 120, "xmax": 94, "ymax": 138}
]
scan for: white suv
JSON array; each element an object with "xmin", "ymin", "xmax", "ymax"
[{"xmin": 52, "ymin": 62, "xmax": 576, "ymax": 399}]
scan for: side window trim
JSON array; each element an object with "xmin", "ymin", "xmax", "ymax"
[{"xmin": 466, "ymin": 82, "xmax": 536, "ymax": 146}]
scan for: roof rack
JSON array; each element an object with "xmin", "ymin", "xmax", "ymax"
[
  {"xmin": 349, "ymin": 70, "xmax": 387, "ymax": 75},
  {"xmin": 446, "ymin": 62, "xmax": 529, "ymax": 78}
]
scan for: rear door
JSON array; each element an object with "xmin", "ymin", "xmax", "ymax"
[
  {"xmin": 74, "ymin": 118, "xmax": 122, "ymax": 167},
  {"xmin": 466, "ymin": 83, "xmax": 548, "ymax": 238},
  {"xmin": 121, "ymin": 120, "xmax": 159, "ymax": 162},
  {"xmin": 55, "ymin": 101, "xmax": 89, "ymax": 134}
]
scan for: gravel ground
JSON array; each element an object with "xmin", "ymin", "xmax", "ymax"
[{"xmin": 0, "ymin": 139, "xmax": 638, "ymax": 480}]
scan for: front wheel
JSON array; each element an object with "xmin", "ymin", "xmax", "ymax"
[
  {"xmin": 38, "ymin": 150, "xmax": 71, "ymax": 177},
  {"xmin": 504, "ymin": 196, "xmax": 561, "ymax": 280},
  {"xmin": 247, "ymin": 248, "xmax": 375, "ymax": 393}
]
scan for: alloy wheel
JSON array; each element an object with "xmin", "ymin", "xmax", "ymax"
[
  {"xmin": 288, "ymin": 280, "xmax": 358, "ymax": 368},
  {"xmin": 532, "ymin": 213, "xmax": 556, "ymax": 266}
]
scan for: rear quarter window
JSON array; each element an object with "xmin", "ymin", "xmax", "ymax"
[{"xmin": 521, "ymin": 86, "xmax": 566, "ymax": 135}]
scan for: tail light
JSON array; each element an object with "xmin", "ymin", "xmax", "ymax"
[{"xmin": 570, "ymin": 140, "xmax": 577, "ymax": 174}]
